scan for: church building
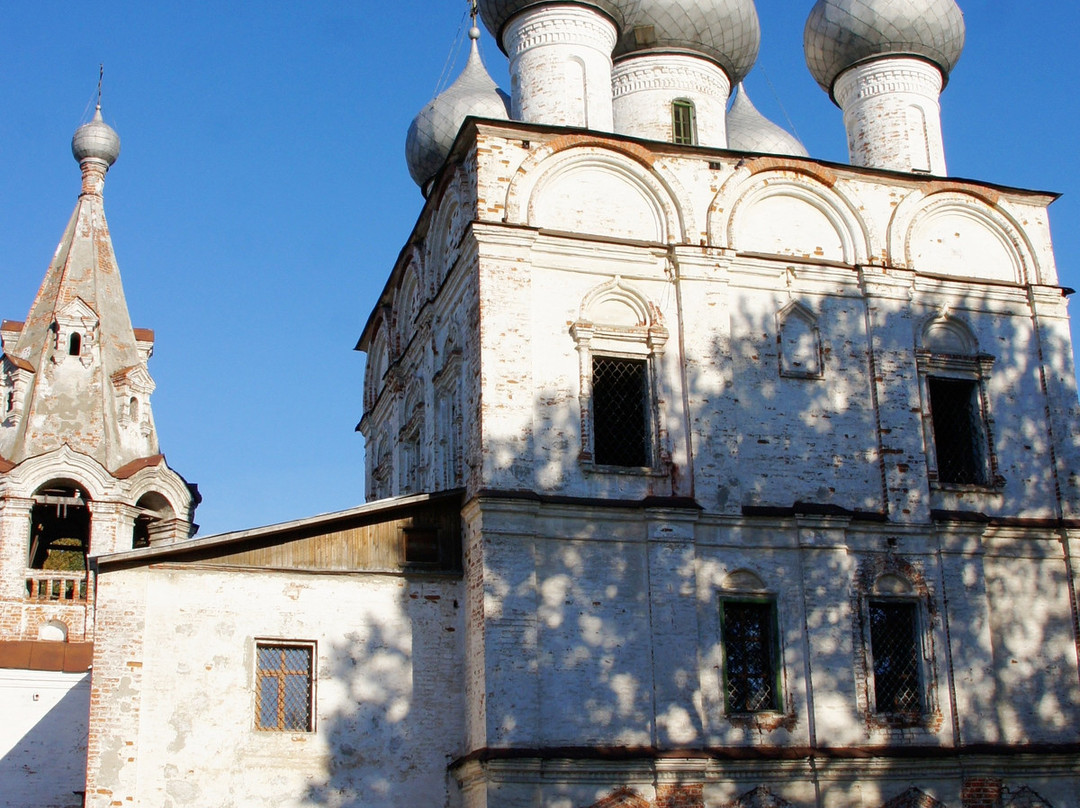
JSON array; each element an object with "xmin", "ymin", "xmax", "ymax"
[{"xmin": 69, "ymin": 0, "xmax": 1080, "ymax": 806}]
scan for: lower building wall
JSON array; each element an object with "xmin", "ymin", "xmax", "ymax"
[
  {"xmin": 0, "ymin": 668, "xmax": 89, "ymax": 808},
  {"xmin": 85, "ymin": 565, "xmax": 465, "ymax": 808}
]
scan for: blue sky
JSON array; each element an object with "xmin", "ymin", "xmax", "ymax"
[{"xmin": 3, "ymin": 1, "xmax": 1079, "ymax": 535}]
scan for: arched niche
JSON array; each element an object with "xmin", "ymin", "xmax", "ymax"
[
  {"xmin": 777, "ymin": 301, "xmax": 823, "ymax": 379},
  {"xmin": 889, "ymin": 190, "xmax": 1037, "ymax": 284},
  {"xmin": 721, "ymin": 568, "xmax": 768, "ymax": 593},
  {"xmin": 363, "ymin": 320, "xmax": 390, "ymax": 412},
  {"xmin": 506, "ymin": 143, "xmax": 689, "ymax": 242},
  {"xmin": 714, "ymin": 172, "xmax": 865, "ymax": 264}
]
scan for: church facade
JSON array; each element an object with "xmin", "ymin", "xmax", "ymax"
[{"xmin": 71, "ymin": 1, "xmax": 1080, "ymax": 807}]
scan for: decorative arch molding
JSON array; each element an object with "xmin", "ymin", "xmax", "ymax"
[
  {"xmin": 710, "ymin": 168, "xmax": 870, "ymax": 265},
  {"xmin": 1, "ymin": 445, "xmax": 118, "ymax": 501},
  {"xmin": 124, "ymin": 464, "xmax": 196, "ymax": 522},
  {"xmin": 888, "ymin": 189, "xmax": 1039, "ymax": 284},
  {"xmin": 579, "ymin": 276, "xmax": 662, "ymax": 331},
  {"xmin": 394, "ymin": 264, "xmax": 422, "ymax": 353},
  {"xmin": 583, "ymin": 786, "xmax": 650, "ymax": 808},
  {"xmin": 426, "ymin": 177, "xmax": 470, "ymax": 294},
  {"xmin": 918, "ymin": 312, "xmax": 980, "ymax": 356},
  {"xmin": 880, "ymin": 786, "xmax": 946, "ymax": 808},
  {"xmin": 364, "ymin": 313, "xmax": 392, "ymax": 412},
  {"xmin": 504, "ymin": 141, "xmax": 691, "ymax": 242},
  {"xmin": 721, "ymin": 785, "xmax": 795, "ymax": 808},
  {"xmin": 721, "ymin": 568, "xmax": 768, "ymax": 593}
]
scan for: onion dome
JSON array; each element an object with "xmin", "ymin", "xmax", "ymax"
[
  {"xmin": 479, "ymin": 0, "xmax": 629, "ymax": 46},
  {"xmin": 71, "ymin": 104, "xmax": 121, "ymax": 167},
  {"xmin": 405, "ymin": 28, "xmax": 510, "ymax": 192},
  {"xmin": 614, "ymin": 0, "xmax": 761, "ymax": 85},
  {"xmin": 804, "ymin": 0, "xmax": 965, "ymax": 94},
  {"xmin": 726, "ymin": 84, "xmax": 808, "ymax": 157}
]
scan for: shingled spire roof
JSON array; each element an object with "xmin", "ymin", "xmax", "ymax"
[{"xmin": 0, "ymin": 104, "xmax": 161, "ymax": 472}]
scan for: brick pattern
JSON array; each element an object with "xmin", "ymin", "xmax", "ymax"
[
  {"xmin": 962, "ymin": 778, "xmax": 1003, "ymax": 808},
  {"xmin": 655, "ymin": 783, "xmax": 704, "ymax": 808}
]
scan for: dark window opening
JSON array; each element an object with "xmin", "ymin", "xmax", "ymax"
[
  {"xmin": 672, "ymin": 99, "xmax": 696, "ymax": 146},
  {"xmin": 28, "ymin": 487, "xmax": 90, "ymax": 571},
  {"xmin": 928, "ymin": 376, "xmax": 987, "ymax": 485},
  {"xmin": 592, "ymin": 356, "xmax": 649, "ymax": 467},
  {"xmin": 869, "ymin": 600, "xmax": 922, "ymax": 714},
  {"xmin": 68, "ymin": 332, "xmax": 81, "ymax": 356},
  {"xmin": 403, "ymin": 527, "xmax": 441, "ymax": 566},
  {"xmin": 255, "ymin": 643, "xmax": 314, "ymax": 731},
  {"xmin": 721, "ymin": 600, "xmax": 780, "ymax": 713}
]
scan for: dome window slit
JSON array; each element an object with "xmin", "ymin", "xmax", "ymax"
[{"xmin": 672, "ymin": 99, "xmax": 697, "ymax": 146}]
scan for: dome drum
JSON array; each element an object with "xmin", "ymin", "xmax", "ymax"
[{"xmin": 479, "ymin": 0, "xmax": 627, "ymax": 49}]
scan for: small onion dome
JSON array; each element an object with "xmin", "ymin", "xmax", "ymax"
[
  {"xmin": 614, "ymin": 0, "xmax": 761, "ymax": 86},
  {"xmin": 405, "ymin": 31, "xmax": 510, "ymax": 192},
  {"xmin": 478, "ymin": 0, "xmax": 629, "ymax": 47},
  {"xmin": 71, "ymin": 105, "xmax": 121, "ymax": 167},
  {"xmin": 725, "ymin": 84, "xmax": 808, "ymax": 158},
  {"xmin": 804, "ymin": 0, "xmax": 965, "ymax": 94}
]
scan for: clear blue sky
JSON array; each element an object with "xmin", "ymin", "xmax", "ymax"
[{"xmin": 3, "ymin": 1, "xmax": 1079, "ymax": 536}]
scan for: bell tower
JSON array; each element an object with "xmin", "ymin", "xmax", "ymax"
[{"xmin": 0, "ymin": 98, "xmax": 198, "ymax": 807}]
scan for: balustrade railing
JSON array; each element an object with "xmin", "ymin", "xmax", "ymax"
[{"xmin": 25, "ymin": 569, "xmax": 93, "ymax": 603}]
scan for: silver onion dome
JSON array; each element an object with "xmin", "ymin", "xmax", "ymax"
[
  {"xmin": 614, "ymin": 0, "xmax": 761, "ymax": 86},
  {"xmin": 726, "ymin": 84, "xmax": 808, "ymax": 158},
  {"xmin": 71, "ymin": 105, "xmax": 121, "ymax": 167},
  {"xmin": 804, "ymin": 0, "xmax": 965, "ymax": 94},
  {"xmin": 478, "ymin": 0, "xmax": 629, "ymax": 46},
  {"xmin": 405, "ymin": 32, "xmax": 510, "ymax": 193}
]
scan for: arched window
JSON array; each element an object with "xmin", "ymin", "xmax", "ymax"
[
  {"xmin": 672, "ymin": 99, "xmax": 697, "ymax": 146},
  {"xmin": 129, "ymin": 397, "xmax": 140, "ymax": 422},
  {"xmin": 68, "ymin": 332, "xmax": 81, "ymax": 356}
]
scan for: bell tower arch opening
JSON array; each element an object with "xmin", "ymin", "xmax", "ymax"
[{"xmin": 28, "ymin": 482, "xmax": 91, "ymax": 572}]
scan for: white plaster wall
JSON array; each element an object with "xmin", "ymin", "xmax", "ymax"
[
  {"xmin": 833, "ymin": 58, "xmax": 947, "ymax": 175},
  {"xmin": 89, "ymin": 567, "xmax": 464, "ymax": 808},
  {"xmin": 0, "ymin": 669, "xmax": 89, "ymax": 808},
  {"xmin": 503, "ymin": 6, "xmax": 617, "ymax": 130},
  {"xmin": 612, "ymin": 54, "xmax": 729, "ymax": 148}
]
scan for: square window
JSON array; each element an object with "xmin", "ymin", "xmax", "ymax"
[
  {"xmin": 592, "ymin": 356, "xmax": 649, "ymax": 467},
  {"xmin": 255, "ymin": 642, "xmax": 314, "ymax": 731},
  {"xmin": 927, "ymin": 376, "xmax": 987, "ymax": 485},
  {"xmin": 868, "ymin": 600, "xmax": 922, "ymax": 714},
  {"xmin": 721, "ymin": 600, "xmax": 780, "ymax": 713}
]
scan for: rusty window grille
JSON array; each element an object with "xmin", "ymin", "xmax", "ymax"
[
  {"xmin": 721, "ymin": 600, "xmax": 779, "ymax": 713},
  {"xmin": 672, "ymin": 99, "xmax": 696, "ymax": 146},
  {"xmin": 592, "ymin": 356, "xmax": 649, "ymax": 467},
  {"xmin": 255, "ymin": 643, "xmax": 314, "ymax": 731},
  {"xmin": 928, "ymin": 377, "xmax": 987, "ymax": 485},
  {"xmin": 869, "ymin": 600, "xmax": 922, "ymax": 714}
]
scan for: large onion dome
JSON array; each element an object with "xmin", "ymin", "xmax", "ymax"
[
  {"xmin": 72, "ymin": 104, "xmax": 121, "ymax": 167},
  {"xmin": 804, "ymin": 0, "xmax": 965, "ymax": 94},
  {"xmin": 614, "ymin": 0, "xmax": 761, "ymax": 85},
  {"xmin": 726, "ymin": 84, "xmax": 808, "ymax": 158},
  {"xmin": 479, "ymin": 0, "xmax": 629, "ymax": 46},
  {"xmin": 405, "ymin": 30, "xmax": 510, "ymax": 193}
]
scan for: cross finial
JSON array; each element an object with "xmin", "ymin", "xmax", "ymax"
[{"xmin": 97, "ymin": 64, "xmax": 104, "ymax": 109}]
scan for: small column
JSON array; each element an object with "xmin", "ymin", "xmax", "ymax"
[
  {"xmin": 87, "ymin": 500, "xmax": 134, "ymax": 557},
  {"xmin": 0, "ymin": 497, "xmax": 33, "ymax": 601},
  {"xmin": 503, "ymin": 5, "xmax": 618, "ymax": 130},
  {"xmin": 612, "ymin": 54, "xmax": 730, "ymax": 147},
  {"xmin": 833, "ymin": 57, "xmax": 947, "ymax": 175}
]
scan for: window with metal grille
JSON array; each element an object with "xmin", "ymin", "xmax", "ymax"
[
  {"xmin": 592, "ymin": 356, "xmax": 649, "ymax": 467},
  {"xmin": 672, "ymin": 99, "xmax": 696, "ymax": 146},
  {"xmin": 869, "ymin": 601, "xmax": 922, "ymax": 714},
  {"xmin": 255, "ymin": 643, "xmax": 314, "ymax": 731},
  {"xmin": 928, "ymin": 376, "xmax": 987, "ymax": 485},
  {"xmin": 721, "ymin": 600, "xmax": 780, "ymax": 713}
]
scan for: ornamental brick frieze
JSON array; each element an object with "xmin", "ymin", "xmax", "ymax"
[{"xmin": 612, "ymin": 63, "xmax": 729, "ymax": 99}]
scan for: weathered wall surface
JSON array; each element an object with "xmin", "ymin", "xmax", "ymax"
[
  {"xmin": 86, "ymin": 567, "xmax": 464, "ymax": 808},
  {"xmin": 0, "ymin": 669, "xmax": 89, "ymax": 808},
  {"xmin": 461, "ymin": 499, "xmax": 1080, "ymax": 807}
]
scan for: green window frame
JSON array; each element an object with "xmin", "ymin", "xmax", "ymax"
[{"xmin": 672, "ymin": 99, "xmax": 697, "ymax": 146}]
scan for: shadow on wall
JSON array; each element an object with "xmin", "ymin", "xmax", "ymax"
[
  {"xmin": 0, "ymin": 671, "xmax": 90, "ymax": 808},
  {"xmin": 303, "ymin": 578, "xmax": 464, "ymax": 807},
  {"xmin": 330, "ymin": 280, "xmax": 1080, "ymax": 806}
]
